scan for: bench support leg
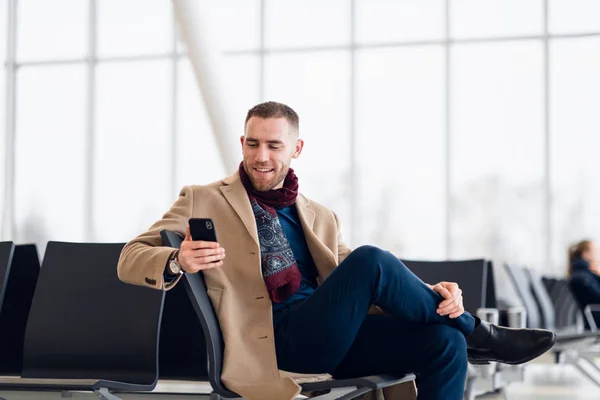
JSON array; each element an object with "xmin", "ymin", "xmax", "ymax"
[{"xmin": 94, "ymin": 387, "xmax": 123, "ymax": 400}]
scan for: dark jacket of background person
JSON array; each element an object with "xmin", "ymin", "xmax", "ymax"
[{"xmin": 569, "ymin": 252, "xmax": 600, "ymax": 329}]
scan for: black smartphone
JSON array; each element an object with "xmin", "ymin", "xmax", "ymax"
[{"xmin": 188, "ymin": 218, "xmax": 218, "ymax": 242}]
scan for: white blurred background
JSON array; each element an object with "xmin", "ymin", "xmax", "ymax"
[{"xmin": 0, "ymin": 0, "xmax": 599, "ymax": 276}]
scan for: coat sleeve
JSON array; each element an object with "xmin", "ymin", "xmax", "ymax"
[
  {"xmin": 332, "ymin": 211, "xmax": 352, "ymax": 264},
  {"xmin": 117, "ymin": 186, "xmax": 193, "ymax": 291}
]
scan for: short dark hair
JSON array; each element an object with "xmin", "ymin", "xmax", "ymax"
[{"xmin": 244, "ymin": 101, "xmax": 299, "ymax": 134}]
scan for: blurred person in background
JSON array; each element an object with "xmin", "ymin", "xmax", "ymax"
[
  {"xmin": 568, "ymin": 240, "xmax": 600, "ymax": 329},
  {"xmin": 118, "ymin": 101, "xmax": 556, "ymax": 400}
]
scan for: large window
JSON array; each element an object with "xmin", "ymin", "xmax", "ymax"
[
  {"xmin": 355, "ymin": 46, "xmax": 445, "ymax": 259},
  {"xmin": 0, "ymin": 0, "xmax": 6, "ymax": 236},
  {"xmin": 0, "ymin": 67, "xmax": 5, "ymax": 237},
  {"xmin": 2, "ymin": 1, "xmax": 599, "ymax": 275},
  {"xmin": 550, "ymin": 37, "xmax": 600, "ymax": 273},
  {"xmin": 450, "ymin": 42, "xmax": 544, "ymax": 267},
  {"xmin": 94, "ymin": 61, "xmax": 171, "ymax": 241},
  {"xmin": 14, "ymin": 65, "xmax": 86, "ymax": 244}
]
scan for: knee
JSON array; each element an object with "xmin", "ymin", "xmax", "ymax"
[
  {"xmin": 424, "ymin": 325, "xmax": 468, "ymax": 371},
  {"xmin": 351, "ymin": 245, "xmax": 389, "ymax": 266},
  {"xmin": 342, "ymin": 245, "xmax": 388, "ymax": 277}
]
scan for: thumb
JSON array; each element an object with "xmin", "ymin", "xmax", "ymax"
[{"xmin": 184, "ymin": 226, "xmax": 192, "ymax": 241}]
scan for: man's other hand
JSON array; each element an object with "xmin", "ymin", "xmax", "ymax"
[
  {"xmin": 178, "ymin": 227, "xmax": 226, "ymax": 273},
  {"xmin": 432, "ymin": 281, "xmax": 464, "ymax": 319}
]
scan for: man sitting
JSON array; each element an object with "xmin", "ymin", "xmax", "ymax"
[{"xmin": 118, "ymin": 101, "xmax": 556, "ymax": 400}]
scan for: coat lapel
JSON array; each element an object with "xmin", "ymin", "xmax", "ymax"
[
  {"xmin": 296, "ymin": 195, "xmax": 338, "ymax": 275},
  {"xmin": 220, "ymin": 173, "xmax": 337, "ymax": 275},
  {"xmin": 220, "ymin": 173, "xmax": 259, "ymax": 247}
]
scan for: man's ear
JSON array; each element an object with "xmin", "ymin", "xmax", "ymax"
[
  {"xmin": 240, "ymin": 135, "xmax": 245, "ymax": 149},
  {"xmin": 292, "ymin": 138, "xmax": 304, "ymax": 159}
]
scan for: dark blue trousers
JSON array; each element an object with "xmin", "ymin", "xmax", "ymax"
[{"xmin": 274, "ymin": 245, "xmax": 476, "ymax": 400}]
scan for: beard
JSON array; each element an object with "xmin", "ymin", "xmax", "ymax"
[{"xmin": 243, "ymin": 161, "xmax": 289, "ymax": 192}]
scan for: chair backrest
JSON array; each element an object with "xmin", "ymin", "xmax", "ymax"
[
  {"xmin": 522, "ymin": 268, "xmax": 556, "ymax": 331},
  {"xmin": 0, "ymin": 241, "xmax": 15, "ymax": 309},
  {"xmin": 401, "ymin": 259, "xmax": 488, "ymax": 315},
  {"xmin": 484, "ymin": 260, "xmax": 498, "ymax": 309},
  {"xmin": 544, "ymin": 277, "xmax": 583, "ymax": 330},
  {"xmin": 160, "ymin": 260, "xmax": 208, "ymax": 380},
  {"xmin": 0, "ymin": 244, "xmax": 40, "ymax": 375},
  {"xmin": 503, "ymin": 264, "xmax": 542, "ymax": 328},
  {"xmin": 160, "ymin": 230, "xmax": 237, "ymax": 398},
  {"xmin": 21, "ymin": 241, "xmax": 164, "ymax": 385}
]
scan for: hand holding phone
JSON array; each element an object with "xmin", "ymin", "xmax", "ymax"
[{"xmin": 177, "ymin": 218, "xmax": 225, "ymax": 273}]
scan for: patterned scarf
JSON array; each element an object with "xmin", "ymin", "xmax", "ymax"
[{"xmin": 239, "ymin": 163, "xmax": 301, "ymax": 303}]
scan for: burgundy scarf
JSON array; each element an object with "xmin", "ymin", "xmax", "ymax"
[{"xmin": 239, "ymin": 163, "xmax": 301, "ymax": 303}]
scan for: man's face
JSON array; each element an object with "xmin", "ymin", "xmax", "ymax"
[{"xmin": 241, "ymin": 117, "xmax": 304, "ymax": 191}]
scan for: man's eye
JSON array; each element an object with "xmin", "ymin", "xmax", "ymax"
[
  {"xmin": 269, "ymin": 146, "xmax": 281, "ymax": 150},
  {"xmin": 247, "ymin": 143, "xmax": 258, "ymax": 147}
]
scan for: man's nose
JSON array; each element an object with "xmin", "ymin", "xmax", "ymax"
[{"xmin": 255, "ymin": 146, "xmax": 269, "ymax": 162}]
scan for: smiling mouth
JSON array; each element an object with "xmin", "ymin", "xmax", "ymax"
[{"xmin": 253, "ymin": 167, "xmax": 274, "ymax": 174}]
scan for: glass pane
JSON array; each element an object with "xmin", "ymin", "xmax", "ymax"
[
  {"xmin": 17, "ymin": 0, "xmax": 87, "ymax": 61},
  {"xmin": 451, "ymin": 0, "xmax": 543, "ymax": 38},
  {"xmin": 95, "ymin": 61, "xmax": 171, "ymax": 242},
  {"xmin": 356, "ymin": 47, "xmax": 445, "ymax": 258},
  {"xmin": 0, "ymin": 0, "xmax": 7, "ymax": 62},
  {"xmin": 356, "ymin": 0, "xmax": 444, "ymax": 44},
  {"xmin": 549, "ymin": 0, "xmax": 600, "ymax": 34},
  {"xmin": 221, "ymin": 55, "xmax": 261, "ymax": 127},
  {"xmin": 14, "ymin": 65, "xmax": 86, "ymax": 244},
  {"xmin": 176, "ymin": 58, "xmax": 224, "ymax": 188},
  {"xmin": 264, "ymin": 52, "xmax": 352, "ymax": 240},
  {"xmin": 98, "ymin": 0, "xmax": 172, "ymax": 57},
  {"xmin": 265, "ymin": 0, "xmax": 350, "ymax": 49},
  {"xmin": 551, "ymin": 38, "xmax": 600, "ymax": 274},
  {"xmin": 203, "ymin": 0, "xmax": 260, "ymax": 51},
  {"xmin": 0, "ymin": 68, "xmax": 5, "ymax": 235},
  {"xmin": 450, "ymin": 42, "xmax": 544, "ymax": 269},
  {"xmin": 176, "ymin": 55, "xmax": 259, "ymax": 188}
]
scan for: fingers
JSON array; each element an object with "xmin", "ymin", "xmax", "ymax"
[
  {"xmin": 178, "ymin": 239, "xmax": 225, "ymax": 273},
  {"xmin": 181, "ymin": 257, "xmax": 225, "ymax": 273},
  {"xmin": 194, "ymin": 253, "xmax": 226, "ymax": 264},
  {"xmin": 186, "ymin": 240, "xmax": 221, "ymax": 250},
  {"xmin": 201, "ymin": 260, "xmax": 224, "ymax": 270},
  {"xmin": 432, "ymin": 284, "xmax": 452, "ymax": 299},
  {"xmin": 190, "ymin": 247, "xmax": 225, "ymax": 258},
  {"xmin": 437, "ymin": 299, "xmax": 465, "ymax": 316},
  {"xmin": 184, "ymin": 227, "xmax": 192, "ymax": 241},
  {"xmin": 445, "ymin": 302, "xmax": 465, "ymax": 318},
  {"xmin": 434, "ymin": 281, "xmax": 463, "ymax": 317},
  {"xmin": 437, "ymin": 287, "xmax": 462, "ymax": 307}
]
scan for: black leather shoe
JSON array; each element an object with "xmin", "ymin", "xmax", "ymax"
[{"xmin": 466, "ymin": 320, "xmax": 557, "ymax": 365}]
